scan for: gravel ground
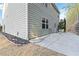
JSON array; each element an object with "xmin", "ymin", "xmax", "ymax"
[{"xmin": 0, "ymin": 32, "xmax": 65, "ymax": 56}]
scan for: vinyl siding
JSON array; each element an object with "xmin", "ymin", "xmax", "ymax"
[
  {"xmin": 28, "ymin": 3, "xmax": 59, "ymax": 39},
  {"xmin": 3, "ymin": 3, "xmax": 59, "ymax": 40},
  {"xmin": 3, "ymin": 3, "xmax": 28, "ymax": 40}
]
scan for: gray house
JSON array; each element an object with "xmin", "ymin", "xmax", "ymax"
[
  {"xmin": 2, "ymin": 3, "xmax": 59, "ymax": 40},
  {"xmin": 28, "ymin": 3, "xmax": 60, "ymax": 39}
]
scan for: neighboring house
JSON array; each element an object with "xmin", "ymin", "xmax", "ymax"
[
  {"xmin": 2, "ymin": 3, "xmax": 59, "ymax": 40},
  {"xmin": 66, "ymin": 4, "xmax": 79, "ymax": 33}
]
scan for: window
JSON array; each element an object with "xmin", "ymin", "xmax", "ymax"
[
  {"xmin": 42, "ymin": 18, "xmax": 45, "ymax": 23},
  {"xmin": 46, "ymin": 24, "xmax": 48, "ymax": 29},
  {"xmin": 46, "ymin": 19, "xmax": 48, "ymax": 29},
  {"xmin": 46, "ymin": 19, "xmax": 48, "ymax": 23},
  {"xmin": 42, "ymin": 24, "xmax": 45, "ymax": 29},
  {"xmin": 42, "ymin": 18, "xmax": 45, "ymax": 29},
  {"xmin": 42, "ymin": 18, "xmax": 48, "ymax": 29}
]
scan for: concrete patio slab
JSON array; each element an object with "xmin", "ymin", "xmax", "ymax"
[{"xmin": 33, "ymin": 32, "xmax": 79, "ymax": 56}]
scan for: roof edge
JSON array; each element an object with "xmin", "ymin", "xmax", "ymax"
[{"xmin": 51, "ymin": 3, "xmax": 60, "ymax": 14}]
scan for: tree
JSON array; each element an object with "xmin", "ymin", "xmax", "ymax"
[
  {"xmin": 64, "ymin": 18, "xmax": 66, "ymax": 32},
  {"xmin": 58, "ymin": 19, "xmax": 66, "ymax": 32},
  {"xmin": 0, "ymin": 26, "xmax": 2, "ymax": 32},
  {"xmin": 0, "ymin": 24, "xmax": 2, "ymax": 32}
]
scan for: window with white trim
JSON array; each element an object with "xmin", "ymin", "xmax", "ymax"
[{"xmin": 42, "ymin": 18, "xmax": 48, "ymax": 29}]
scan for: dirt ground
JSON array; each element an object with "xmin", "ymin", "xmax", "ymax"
[{"xmin": 0, "ymin": 33, "xmax": 65, "ymax": 56}]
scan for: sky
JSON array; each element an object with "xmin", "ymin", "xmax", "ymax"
[
  {"xmin": 0, "ymin": 3, "xmax": 3, "ymax": 25},
  {"xmin": 56, "ymin": 3, "xmax": 68, "ymax": 20}
]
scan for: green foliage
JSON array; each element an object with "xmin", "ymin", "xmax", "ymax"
[
  {"xmin": 0, "ymin": 26, "xmax": 2, "ymax": 32},
  {"xmin": 58, "ymin": 19, "xmax": 66, "ymax": 32}
]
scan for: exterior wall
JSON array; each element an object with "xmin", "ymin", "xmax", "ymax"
[
  {"xmin": 2, "ymin": 3, "xmax": 59, "ymax": 40},
  {"xmin": 3, "ymin": 3, "xmax": 28, "ymax": 40},
  {"xmin": 66, "ymin": 4, "xmax": 79, "ymax": 33},
  {"xmin": 28, "ymin": 3, "xmax": 59, "ymax": 39}
]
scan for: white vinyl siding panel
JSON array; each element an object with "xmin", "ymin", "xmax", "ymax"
[{"xmin": 3, "ymin": 3, "xmax": 27, "ymax": 39}]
